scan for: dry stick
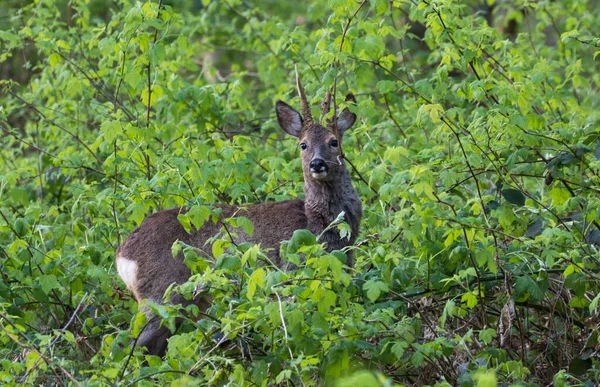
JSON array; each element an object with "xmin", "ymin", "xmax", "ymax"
[
  {"xmin": 0, "ymin": 313, "xmax": 81, "ymax": 386},
  {"xmin": 163, "ymin": 159, "xmax": 197, "ymax": 197},
  {"xmin": 187, "ymin": 334, "xmax": 230, "ymax": 376},
  {"xmin": 388, "ymin": 2, "xmax": 412, "ymax": 82},
  {"xmin": 442, "ymin": 116, "xmax": 496, "ymax": 303},
  {"xmin": 114, "ymin": 51, "xmax": 127, "ymax": 114},
  {"xmin": 24, "ymin": 293, "xmax": 89, "ymax": 382},
  {"xmin": 275, "ymin": 292, "xmax": 305, "ymax": 386},
  {"xmin": 126, "ymin": 370, "xmax": 187, "ymax": 387},
  {"xmin": 343, "ymin": 155, "xmax": 378, "ymax": 195},
  {"xmin": 523, "ymin": 7, "xmax": 538, "ymax": 57},
  {"xmin": 373, "ymin": 61, "xmax": 430, "ymax": 103},
  {"xmin": 112, "ymin": 140, "xmax": 121, "ymax": 247},
  {"xmin": 389, "ymin": 290, "xmax": 457, "ymax": 382},
  {"xmin": 115, "ymin": 314, "xmax": 158, "ymax": 385},
  {"xmin": 34, "ymin": 117, "xmax": 44, "ymax": 201},
  {"xmin": 339, "ymin": 0, "xmax": 368, "ymax": 53},
  {"xmin": 145, "ymin": 0, "xmax": 164, "ymax": 180},
  {"xmin": 110, "ymin": 46, "xmax": 125, "ymax": 248}
]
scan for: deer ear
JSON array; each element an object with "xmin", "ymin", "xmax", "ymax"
[
  {"xmin": 276, "ymin": 100, "xmax": 303, "ymax": 137},
  {"xmin": 337, "ymin": 93, "xmax": 357, "ymax": 133}
]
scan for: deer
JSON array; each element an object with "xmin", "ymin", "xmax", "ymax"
[{"xmin": 115, "ymin": 70, "xmax": 362, "ymax": 356}]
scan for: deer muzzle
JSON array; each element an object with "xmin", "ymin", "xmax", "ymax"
[{"xmin": 309, "ymin": 158, "xmax": 328, "ymax": 179}]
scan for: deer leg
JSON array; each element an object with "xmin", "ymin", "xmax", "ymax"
[
  {"xmin": 136, "ymin": 313, "xmax": 172, "ymax": 357},
  {"xmin": 135, "ymin": 292, "xmax": 211, "ymax": 357}
]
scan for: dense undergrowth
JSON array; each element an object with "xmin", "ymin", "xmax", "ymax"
[{"xmin": 1, "ymin": 0, "xmax": 599, "ymax": 385}]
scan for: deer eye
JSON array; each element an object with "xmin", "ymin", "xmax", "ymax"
[
  {"xmin": 329, "ymin": 139, "xmax": 338, "ymax": 148},
  {"xmin": 300, "ymin": 143, "xmax": 307, "ymax": 151}
]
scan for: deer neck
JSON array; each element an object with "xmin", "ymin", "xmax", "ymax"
[{"xmin": 303, "ymin": 164, "xmax": 362, "ymax": 250}]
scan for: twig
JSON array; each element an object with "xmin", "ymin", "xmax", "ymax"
[
  {"xmin": 275, "ymin": 292, "xmax": 304, "ymax": 386},
  {"xmin": 23, "ymin": 293, "xmax": 89, "ymax": 381},
  {"xmin": 0, "ymin": 313, "xmax": 81, "ymax": 386},
  {"xmin": 9, "ymin": 92, "xmax": 102, "ymax": 164},
  {"xmin": 343, "ymin": 155, "xmax": 378, "ymax": 195}
]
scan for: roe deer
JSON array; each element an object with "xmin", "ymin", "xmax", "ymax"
[{"xmin": 115, "ymin": 71, "xmax": 362, "ymax": 356}]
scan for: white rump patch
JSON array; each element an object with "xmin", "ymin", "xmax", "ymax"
[{"xmin": 116, "ymin": 255, "xmax": 138, "ymax": 292}]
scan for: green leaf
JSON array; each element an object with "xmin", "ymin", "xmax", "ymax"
[
  {"xmin": 391, "ymin": 342, "xmax": 407, "ymax": 360},
  {"xmin": 410, "ymin": 350, "xmax": 424, "ymax": 367},
  {"xmin": 215, "ymin": 255, "xmax": 241, "ymax": 271},
  {"xmin": 328, "ymin": 0, "xmax": 351, "ymax": 14},
  {"xmin": 422, "ymin": 103, "xmax": 444, "ymax": 123},
  {"xmin": 515, "ymin": 275, "xmax": 544, "ymax": 302},
  {"xmin": 287, "ymin": 309, "xmax": 304, "ymax": 335},
  {"xmin": 171, "ymin": 240, "xmax": 182, "ymax": 258},
  {"xmin": 525, "ymin": 218, "xmax": 544, "ymax": 237},
  {"xmin": 212, "ymin": 239, "xmax": 227, "ymax": 258},
  {"xmin": 187, "ymin": 205, "xmax": 211, "ymax": 230},
  {"xmin": 127, "ymin": 203, "xmax": 147, "ymax": 225},
  {"xmin": 501, "ymin": 189, "xmax": 525, "ymax": 206},
  {"xmin": 363, "ymin": 280, "xmax": 389, "ymax": 302},
  {"xmin": 318, "ymin": 290, "xmax": 337, "ymax": 314},
  {"xmin": 589, "ymin": 292, "xmax": 600, "ymax": 313},
  {"xmin": 560, "ymin": 29, "xmax": 579, "ymax": 42},
  {"xmin": 549, "ymin": 187, "xmax": 571, "ymax": 206},
  {"xmin": 287, "ymin": 229, "xmax": 317, "ymax": 254},
  {"xmin": 376, "ymin": 80, "xmax": 396, "ymax": 94},
  {"xmin": 38, "ymin": 275, "xmax": 60, "ymax": 295},
  {"xmin": 355, "ymin": 35, "xmax": 385, "ymax": 59},
  {"xmin": 177, "ymin": 213, "xmax": 192, "ymax": 233},
  {"xmin": 474, "ymin": 369, "xmax": 497, "ymax": 387},
  {"xmin": 141, "ymin": 85, "xmax": 164, "ymax": 107},
  {"xmin": 247, "ymin": 268, "xmax": 266, "ymax": 300},
  {"xmin": 383, "ymin": 146, "xmax": 408, "ymax": 163},
  {"xmin": 371, "ymin": 0, "xmax": 388, "ymax": 15},
  {"xmin": 478, "ymin": 328, "xmax": 496, "ymax": 345},
  {"xmin": 461, "ymin": 291, "xmax": 478, "ymax": 309},
  {"xmin": 440, "ymin": 299, "xmax": 455, "ymax": 328},
  {"xmin": 236, "ymin": 216, "xmax": 254, "ymax": 237}
]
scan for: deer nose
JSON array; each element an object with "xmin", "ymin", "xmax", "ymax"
[{"xmin": 310, "ymin": 158, "xmax": 327, "ymax": 172}]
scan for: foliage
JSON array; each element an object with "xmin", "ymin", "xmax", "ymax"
[{"xmin": 1, "ymin": 0, "xmax": 599, "ymax": 385}]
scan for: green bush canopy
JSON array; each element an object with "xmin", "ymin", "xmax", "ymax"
[{"xmin": 1, "ymin": 0, "xmax": 599, "ymax": 385}]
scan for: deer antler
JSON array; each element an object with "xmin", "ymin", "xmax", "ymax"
[
  {"xmin": 320, "ymin": 91, "xmax": 331, "ymax": 121},
  {"xmin": 329, "ymin": 78, "xmax": 344, "ymax": 163},
  {"xmin": 295, "ymin": 64, "xmax": 313, "ymax": 125}
]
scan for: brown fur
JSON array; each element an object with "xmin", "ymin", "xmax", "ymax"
[{"xmin": 116, "ymin": 95, "xmax": 362, "ymax": 356}]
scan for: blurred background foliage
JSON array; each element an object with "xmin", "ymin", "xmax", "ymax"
[{"xmin": 0, "ymin": 0, "xmax": 599, "ymax": 385}]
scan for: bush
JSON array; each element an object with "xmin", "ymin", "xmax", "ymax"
[{"xmin": 0, "ymin": 0, "xmax": 599, "ymax": 385}]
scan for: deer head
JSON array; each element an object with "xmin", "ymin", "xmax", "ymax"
[{"xmin": 275, "ymin": 70, "xmax": 356, "ymax": 183}]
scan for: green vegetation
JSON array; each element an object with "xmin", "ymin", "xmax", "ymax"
[{"xmin": 1, "ymin": 0, "xmax": 599, "ymax": 385}]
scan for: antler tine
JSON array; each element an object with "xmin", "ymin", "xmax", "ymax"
[
  {"xmin": 295, "ymin": 64, "xmax": 313, "ymax": 124},
  {"xmin": 320, "ymin": 91, "xmax": 331, "ymax": 121}
]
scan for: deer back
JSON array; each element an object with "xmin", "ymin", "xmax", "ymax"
[{"xmin": 116, "ymin": 199, "xmax": 307, "ymax": 302}]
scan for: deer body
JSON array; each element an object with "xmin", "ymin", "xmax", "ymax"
[{"xmin": 116, "ymin": 79, "xmax": 361, "ymax": 356}]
